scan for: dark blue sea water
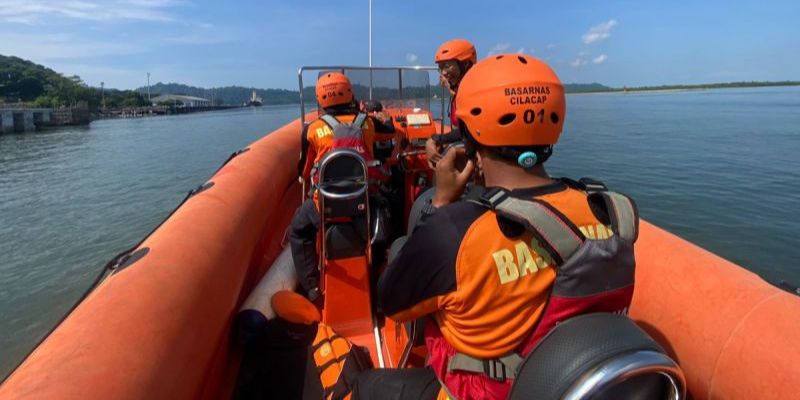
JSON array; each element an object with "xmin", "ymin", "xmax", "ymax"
[
  {"xmin": 551, "ymin": 87, "xmax": 800, "ymax": 284},
  {"xmin": 1, "ymin": 87, "xmax": 798, "ymax": 377}
]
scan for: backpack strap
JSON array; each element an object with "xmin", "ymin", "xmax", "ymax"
[
  {"xmin": 321, "ymin": 113, "xmax": 368, "ymax": 130},
  {"xmin": 447, "ymin": 352, "xmax": 524, "ymax": 382},
  {"xmin": 590, "ymin": 191, "xmax": 639, "ymax": 242},
  {"xmin": 352, "ymin": 112, "xmax": 367, "ymax": 128},
  {"xmin": 319, "ymin": 114, "xmax": 341, "ymax": 130},
  {"xmin": 477, "ymin": 188, "xmax": 585, "ymax": 266}
]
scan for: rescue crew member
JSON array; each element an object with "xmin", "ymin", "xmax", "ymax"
[
  {"xmin": 362, "ymin": 99, "xmax": 395, "ymax": 135},
  {"xmin": 426, "ymin": 39, "xmax": 477, "ymax": 167},
  {"xmin": 362, "ymin": 99, "xmax": 395, "ymax": 162},
  {"xmin": 360, "ymin": 54, "xmax": 618, "ymax": 399},
  {"xmin": 291, "ymin": 72, "xmax": 376, "ymax": 301}
]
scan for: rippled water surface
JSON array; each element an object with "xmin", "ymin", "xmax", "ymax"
[{"xmin": 1, "ymin": 88, "xmax": 799, "ymax": 377}]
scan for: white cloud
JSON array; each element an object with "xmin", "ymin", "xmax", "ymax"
[
  {"xmin": 516, "ymin": 47, "xmax": 525, "ymax": 54},
  {"xmin": 162, "ymin": 34, "xmax": 229, "ymax": 45},
  {"xmin": 546, "ymin": 43, "xmax": 556, "ymax": 50},
  {"xmin": 488, "ymin": 43, "xmax": 510, "ymax": 55},
  {"xmin": 0, "ymin": 0, "xmax": 182, "ymax": 24},
  {"xmin": 405, "ymin": 53, "xmax": 418, "ymax": 63},
  {"xmin": 592, "ymin": 54, "xmax": 608, "ymax": 64},
  {"xmin": 162, "ymin": 23, "xmax": 231, "ymax": 45},
  {"xmin": 3, "ymin": 15, "xmax": 35, "ymax": 24},
  {"xmin": 47, "ymin": 62, "xmax": 145, "ymax": 87},
  {"xmin": 582, "ymin": 19, "xmax": 618, "ymax": 44},
  {"xmin": 0, "ymin": 32, "xmax": 147, "ymax": 60},
  {"xmin": 570, "ymin": 58, "xmax": 587, "ymax": 67}
]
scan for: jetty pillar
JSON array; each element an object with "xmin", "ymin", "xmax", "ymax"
[
  {"xmin": 1, "ymin": 111, "xmax": 14, "ymax": 133},
  {"xmin": 33, "ymin": 110, "xmax": 51, "ymax": 128},
  {"xmin": 23, "ymin": 110, "xmax": 35, "ymax": 132}
]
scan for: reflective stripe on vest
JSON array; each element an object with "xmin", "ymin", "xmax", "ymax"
[
  {"xmin": 474, "ymin": 187, "xmax": 638, "ymax": 264},
  {"xmin": 314, "ymin": 113, "xmax": 389, "ymax": 193},
  {"xmin": 597, "ymin": 191, "xmax": 637, "ymax": 241},
  {"xmin": 311, "ymin": 113, "xmax": 370, "ymax": 188},
  {"xmin": 320, "ymin": 113, "xmax": 368, "ymax": 138}
]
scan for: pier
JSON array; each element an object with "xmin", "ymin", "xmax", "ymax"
[
  {"xmin": 0, "ymin": 103, "xmax": 97, "ymax": 133},
  {"xmin": 99, "ymin": 104, "xmax": 241, "ymax": 119},
  {"xmin": 1, "ymin": 103, "xmax": 244, "ymax": 134},
  {"xmin": 0, "ymin": 108, "xmax": 52, "ymax": 133}
]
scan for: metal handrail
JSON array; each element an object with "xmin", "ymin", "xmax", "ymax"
[
  {"xmin": 317, "ymin": 184, "xmax": 368, "ymax": 201},
  {"xmin": 317, "ymin": 149, "xmax": 370, "ymax": 201},
  {"xmin": 397, "ymin": 149, "xmax": 426, "ymax": 158},
  {"xmin": 298, "ymin": 65, "xmax": 446, "ymax": 132},
  {"xmin": 562, "ymin": 350, "xmax": 687, "ymax": 400},
  {"xmin": 317, "ymin": 149, "xmax": 371, "ymax": 286}
]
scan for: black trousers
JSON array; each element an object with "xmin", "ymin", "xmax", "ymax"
[
  {"xmin": 289, "ymin": 199, "xmax": 321, "ymax": 294},
  {"xmin": 289, "ymin": 193, "xmax": 396, "ymax": 295},
  {"xmin": 352, "ymin": 367, "xmax": 441, "ymax": 400}
]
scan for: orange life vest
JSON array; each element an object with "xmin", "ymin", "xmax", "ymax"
[{"xmin": 309, "ymin": 323, "xmax": 373, "ymax": 399}]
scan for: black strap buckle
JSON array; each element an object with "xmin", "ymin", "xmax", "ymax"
[
  {"xmin": 480, "ymin": 187, "xmax": 508, "ymax": 208},
  {"xmin": 579, "ymin": 177, "xmax": 608, "ymax": 192},
  {"xmin": 483, "ymin": 359, "xmax": 508, "ymax": 382}
]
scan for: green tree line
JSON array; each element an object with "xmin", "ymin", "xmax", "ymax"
[
  {"xmin": 137, "ymin": 82, "xmax": 306, "ymax": 105},
  {"xmin": 1, "ymin": 54, "xmax": 149, "ymax": 109},
  {"xmin": 614, "ymin": 81, "xmax": 800, "ymax": 92},
  {"xmin": 139, "ymin": 81, "xmax": 617, "ymax": 105}
]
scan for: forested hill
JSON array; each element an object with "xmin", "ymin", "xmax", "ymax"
[
  {"xmin": 565, "ymin": 83, "xmax": 614, "ymax": 93},
  {"xmin": 0, "ymin": 54, "xmax": 75, "ymax": 102},
  {"xmin": 1, "ymin": 54, "xmax": 148, "ymax": 108}
]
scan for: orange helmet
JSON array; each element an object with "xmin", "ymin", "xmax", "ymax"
[
  {"xmin": 455, "ymin": 54, "xmax": 565, "ymax": 147},
  {"xmin": 435, "ymin": 39, "xmax": 477, "ymax": 64},
  {"xmin": 315, "ymin": 72, "xmax": 353, "ymax": 109}
]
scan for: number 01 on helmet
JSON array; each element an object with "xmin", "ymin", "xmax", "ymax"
[{"xmin": 455, "ymin": 54, "xmax": 566, "ymax": 147}]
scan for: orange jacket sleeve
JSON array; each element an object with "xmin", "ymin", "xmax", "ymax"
[
  {"xmin": 301, "ymin": 126, "xmax": 316, "ymax": 181},
  {"xmin": 361, "ymin": 117, "xmax": 376, "ymax": 158}
]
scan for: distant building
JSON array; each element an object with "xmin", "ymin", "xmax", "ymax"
[{"xmin": 151, "ymin": 94, "xmax": 210, "ymax": 107}]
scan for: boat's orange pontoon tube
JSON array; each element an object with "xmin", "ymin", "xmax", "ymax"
[{"xmin": 2, "ymin": 67, "xmax": 798, "ymax": 399}]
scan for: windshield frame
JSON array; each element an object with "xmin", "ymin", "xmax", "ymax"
[{"xmin": 297, "ymin": 66, "xmax": 446, "ymax": 133}]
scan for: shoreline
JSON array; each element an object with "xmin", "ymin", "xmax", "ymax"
[
  {"xmin": 567, "ymin": 88, "xmax": 708, "ymax": 96},
  {"xmin": 567, "ymin": 82, "xmax": 800, "ymax": 96},
  {"xmin": 91, "ymin": 104, "xmax": 246, "ymax": 121}
]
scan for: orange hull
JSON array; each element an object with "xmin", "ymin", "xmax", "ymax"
[
  {"xmin": 2, "ymin": 119, "xmax": 798, "ymax": 399},
  {"xmin": 631, "ymin": 221, "xmax": 800, "ymax": 399}
]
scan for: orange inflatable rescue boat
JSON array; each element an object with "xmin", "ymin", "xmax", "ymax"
[{"xmin": 1, "ymin": 66, "xmax": 798, "ymax": 400}]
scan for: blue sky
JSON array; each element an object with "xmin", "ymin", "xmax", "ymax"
[{"xmin": 0, "ymin": 0, "xmax": 797, "ymax": 90}]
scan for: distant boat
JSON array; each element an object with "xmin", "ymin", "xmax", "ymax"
[{"xmin": 248, "ymin": 89, "xmax": 263, "ymax": 107}]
